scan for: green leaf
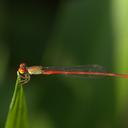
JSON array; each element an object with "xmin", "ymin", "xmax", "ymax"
[
  {"xmin": 5, "ymin": 76, "xmax": 29, "ymax": 128},
  {"xmin": 112, "ymin": 0, "xmax": 128, "ymax": 112}
]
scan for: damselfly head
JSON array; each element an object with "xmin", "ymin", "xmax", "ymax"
[{"xmin": 18, "ymin": 63, "xmax": 28, "ymax": 74}]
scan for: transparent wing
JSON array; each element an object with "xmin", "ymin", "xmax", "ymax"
[{"xmin": 43, "ymin": 65, "xmax": 106, "ymax": 78}]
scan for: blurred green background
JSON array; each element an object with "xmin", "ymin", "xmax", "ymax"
[{"xmin": 0, "ymin": 0, "xmax": 128, "ymax": 128}]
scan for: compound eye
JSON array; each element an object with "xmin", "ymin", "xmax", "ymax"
[{"xmin": 20, "ymin": 63, "xmax": 26, "ymax": 68}]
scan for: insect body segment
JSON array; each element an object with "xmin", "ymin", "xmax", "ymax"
[{"xmin": 27, "ymin": 66, "xmax": 43, "ymax": 75}]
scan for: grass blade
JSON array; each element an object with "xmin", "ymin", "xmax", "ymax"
[
  {"xmin": 5, "ymin": 75, "xmax": 29, "ymax": 128},
  {"xmin": 112, "ymin": 0, "xmax": 128, "ymax": 112}
]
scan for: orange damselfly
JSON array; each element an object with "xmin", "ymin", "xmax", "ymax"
[{"xmin": 17, "ymin": 63, "xmax": 128, "ymax": 85}]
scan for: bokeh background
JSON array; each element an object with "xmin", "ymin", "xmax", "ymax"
[{"xmin": 0, "ymin": 0, "xmax": 128, "ymax": 128}]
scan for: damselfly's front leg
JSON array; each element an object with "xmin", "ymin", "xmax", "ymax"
[{"xmin": 17, "ymin": 71, "xmax": 30, "ymax": 85}]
